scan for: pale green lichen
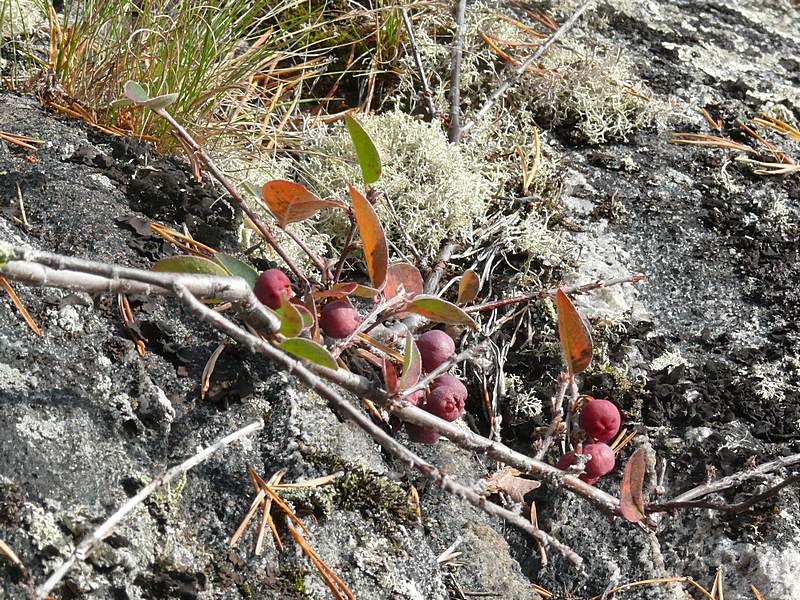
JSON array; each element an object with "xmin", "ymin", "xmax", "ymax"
[
  {"xmin": 297, "ymin": 110, "xmax": 493, "ymax": 260},
  {"xmin": 504, "ymin": 373, "xmax": 543, "ymax": 419}
]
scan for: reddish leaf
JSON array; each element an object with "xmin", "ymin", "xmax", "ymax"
[
  {"xmin": 399, "ymin": 329, "xmax": 422, "ymax": 391},
  {"xmin": 383, "ymin": 357, "xmax": 400, "ymax": 395},
  {"xmin": 261, "ymin": 180, "xmax": 342, "ymax": 228},
  {"xmin": 384, "ymin": 263, "xmax": 423, "ymax": 300},
  {"xmin": 555, "ymin": 289, "xmax": 593, "ymax": 375},
  {"xmin": 349, "ymin": 184, "xmax": 388, "ymax": 289},
  {"xmin": 457, "ymin": 270, "xmax": 480, "ymax": 305},
  {"xmin": 405, "ymin": 295, "xmax": 478, "ymax": 330},
  {"xmin": 620, "ymin": 448, "xmax": 647, "ymax": 523}
]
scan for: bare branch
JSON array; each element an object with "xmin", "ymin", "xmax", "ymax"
[
  {"xmin": 448, "ymin": 0, "xmax": 468, "ymax": 143},
  {"xmin": 37, "ymin": 419, "xmax": 264, "ymax": 599},
  {"xmin": 459, "ymin": 0, "xmax": 594, "ymax": 138},
  {"xmin": 533, "ymin": 372, "xmax": 570, "ymax": 460},
  {"xmin": 401, "ymin": 7, "xmax": 437, "ymax": 120}
]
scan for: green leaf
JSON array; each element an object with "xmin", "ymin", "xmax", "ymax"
[
  {"xmin": 152, "ymin": 255, "xmax": 229, "ymax": 276},
  {"xmin": 144, "ymin": 92, "xmax": 179, "ymax": 110},
  {"xmin": 620, "ymin": 448, "xmax": 647, "ymax": 523},
  {"xmin": 123, "ymin": 80, "xmax": 149, "ymax": 103},
  {"xmin": 212, "ymin": 253, "xmax": 258, "ymax": 289},
  {"xmin": 345, "ymin": 115, "xmax": 381, "ymax": 184},
  {"xmin": 399, "ymin": 329, "xmax": 421, "ymax": 391},
  {"xmin": 405, "ymin": 295, "xmax": 478, "ymax": 330},
  {"xmin": 274, "ymin": 295, "xmax": 304, "ymax": 337},
  {"xmin": 280, "ymin": 338, "xmax": 338, "ymax": 370}
]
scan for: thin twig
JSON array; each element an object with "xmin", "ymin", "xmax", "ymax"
[
  {"xmin": 401, "ymin": 7, "xmax": 437, "ymax": 120},
  {"xmin": 466, "ymin": 273, "xmax": 644, "ymax": 313},
  {"xmin": 176, "ymin": 284, "xmax": 584, "ymax": 566},
  {"xmin": 383, "ymin": 191, "xmax": 425, "ymax": 266},
  {"xmin": 533, "ymin": 372, "xmax": 569, "ymax": 460},
  {"xmin": 459, "ymin": 0, "xmax": 593, "ymax": 139},
  {"xmin": 153, "ymin": 108, "xmax": 310, "ymax": 287},
  {"xmin": 646, "ymin": 473, "xmax": 800, "ymax": 514},
  {"xmin": 333, "ymin": 216, "xmax": 358, "ymax": 283},
  {"xmin": 665, "ymin": 453, "xmax": 800, "ymax": 505},
  {"xmin": 448, "ymin": 0, "xmax": 468, "ymax": 142},
  {"xmin": 37, "ymin": 419, "xmax": 264, "ymax": 599}
]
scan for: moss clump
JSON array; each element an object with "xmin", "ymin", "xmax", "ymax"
[
  {"xmin": 278, "ymin": 566, "xmax": 313, "ymax": 598},
  {"xmin": 310, "ymin": 455, "xmax": 417, "ymax": 529}
]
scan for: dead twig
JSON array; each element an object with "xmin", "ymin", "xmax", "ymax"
[
  {"xmin": 459, "ymin": 0, "xmax": 593, "ymax": 139},
  {"xmin": 37, "ymin": 419, "xmax": 264, "ymax": 599},
  {"xmin": 401, "ymin": 7, "xmax": 437, "ymax": 120},
  {"xmin": 448, "ymin": 0, "xmax": 468, "ymax": 142},
  {"xmin": 533, "ymin": 372, "xmax": 569, "ymax": 460},
  {"xmin": 466, "ymin": 273, "xmax": 645, "ymax": 313}
]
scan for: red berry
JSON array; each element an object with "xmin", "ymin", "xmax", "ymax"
[
  {"xmin": 430, "ymin": 374, "xmax": 462, "ymax": 392},
  {"xmin": 580, "ymin": 398, "xmax": 621, "ymax": 442},
  {"xmin": 254, "ymin": 268, "xmax": 293, "ymax": 309},
  {"xmin": 557, "ymin": 443, "xmax": 615, "ymax": 482},
  {"xmin": 582, "ymin": 443, "xmax": 616, "ymax": 479},
  {"xmin": 417, "ymin": 330, "xmax": 455, "ymax": 373},
  {"xmin": 405, "ymin": 390, "xmax": 425, "ymax": 407},
  {"xmin": 425, "ymin": 384, "xmax": 466, "ymax": 422},
  {"xmin": 406, "ymin": 423, "xmax": 440, "ymax": 444},
  {"xmin": 319, "ymin": 300, "xmax": 361, "ymax": 339}
]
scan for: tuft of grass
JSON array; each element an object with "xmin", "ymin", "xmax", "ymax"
[{"xmin": 39, "ymin": 0, "xmax": 336, "ymax": 148}]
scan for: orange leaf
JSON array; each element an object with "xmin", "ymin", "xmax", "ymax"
[
  {"xmin": 348, "ymin": 183, "xmax": 388, "ymax": 289},
  {"xmin": 385, "ymin": 262, "xmax": 423, "ymax": 300},
  {"xmin": 382, "ymin": 357, "xmax": 400, "ymax": 395},
  {"xmin": 619, "ymin": 448, "xmax": 647, "ymax": 523},
  {"xmin": 457, "ymin": 270, "xmax": 480, "ymax": 305},
  {"xmin": 261, "ymin": 180, "xmax": 342, "ymax": 228},
  {"xmin": 555, "ymin": 289, "xmax": 592, "ymax": 374}
]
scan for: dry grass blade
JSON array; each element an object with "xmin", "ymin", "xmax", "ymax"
[
  {"xmin": 589, "ymin": 575, "xmax": 716, "ymax": 600},
  {"xmin": 0, "ymin": 276, "xmax": 41, "ymax": 335},
  {"xmin": 149, "ymin": 223, "xmax": 218, "ymax": 257},
  {"xmin": 735, "ymin": 157, "xmax": 800, "ymax": 175},
  {"xmin": 200, "ymin": 342, "xmax": 226, "ymax": 399},
  {"xmin": 286, "ymin": 520, "xmax": 356, "ymax": 600},
  {"xmin": 670, "ymin": 133, "xmax": 757, "ymax": 153},
  {"xmin": 0, "ymin": 539, "xmax": 21, "ymax": 565},
  {"xmin": 0, "ymin": 130, "xmax": 43, "ymax": 151},
  {"xmin": 118, "ymin": 294, "xmax": 145, "ymax": 356},
  {"xmin": 754, "ymin": 114, "xmax": 800, "ymax": 141},
  {"xmin": 273, "ymin": 473, "xmax": 342, "ymax": 489}
]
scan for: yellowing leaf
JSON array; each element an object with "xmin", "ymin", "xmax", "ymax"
[
  {"xmin": 274, "ymin": 295, "xmax": 304, "ymax": 337},
  {"xmin": 555, "ymin": 289, "xmax": 592, "ymax": 375},
  {"xmin": 280, "ymin": 338, "xmax": 338, "ymax": 370},
  {"xmin": 349, "ymin": 184, "xmax": 388, "ymax": 289},
  {"xmin": 405, "ymin": 295, "xmax": 478, "ymax": 330},
  {"xmin": 399, "ymin": 329, "xmax": 421, "ymax": 391},
  {"xmin": 620, "ymin": 448, "xmax": 647, "ymax": 523},
  {"xmin": 261, "ymin": 180, "xmax": 342, "ymax": 228},
  {"xmin": 345, "ymin": 115, "xmax": 381, "ymax": 184},
  {"xmin": 152, "ymin": 255, "xmax": 229, "ymax": 276},
  {"xmin": 385, "ymin": 263, "xmax": 423, "ymax": 301},
  {"xmin": 457, "ymin": 270, "xmax": 480, "ymax": 305}
]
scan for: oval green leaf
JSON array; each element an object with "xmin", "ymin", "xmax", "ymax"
[
  {"xmin": 345, "ymin": 115, "xmax": 381, "ymax": 184},
  {"xmin": 620, "ymin": 447, "xmax": 647, "ymax": 523},
  {"xmin": 280, "ymin": 338, "xmax": 338, "ymax": 370},
  {"xmin": 405, "ymin": 295, "xmax": 478, "ymax": 330},
  {"xmin": 144, "ymin": 92, "xmax": 179, "ymax": 110},
  {"xmin": 123, "ymin": 80, "xmax": 149, "ymax": 103},
  {"xmin": 212, "ymin": 253, "xmax": 259, "ymax": 289},
  {"xmin": 399, "ymin": 329, "xmax": 422, "ymax": 391},
  {"xmin": 152, "ymin": 255, "xmax": 229, "ymax": 276},
  {"xmin": 274, "ymin": 295, "xmax": 304, "ymax": 337}
]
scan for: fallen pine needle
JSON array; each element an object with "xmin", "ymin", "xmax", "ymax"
[{"xmin": 0, "ymin": 276, "xmax": 41, "ymax": 335}]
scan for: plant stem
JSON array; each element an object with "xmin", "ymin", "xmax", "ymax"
[{"xmin": 448, "ymin": 0, "xmax": 467, "ymax": 143}]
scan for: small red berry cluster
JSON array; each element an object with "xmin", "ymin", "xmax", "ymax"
[
  {"xmin": 403, "ymin": 330, "xmax": 465, "ymax": 444},
  {"xmin": 556, "ymin": 398, "xmax": 621, "ymax": 484}
]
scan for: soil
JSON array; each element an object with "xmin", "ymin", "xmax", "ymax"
[{"xmin": 1, "ymin": 0, "xmax": 800, "ymax": 599}]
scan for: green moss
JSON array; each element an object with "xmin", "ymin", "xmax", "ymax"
[
  {"xmin": 310, "ymin": 455, "xmax": 417, "ymax": 529},
  {"xmin": 279, "ymin": 566, "xmax": 313, "ymax": 598}
]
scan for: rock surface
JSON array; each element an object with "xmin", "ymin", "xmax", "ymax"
[{"xmin": 0, "ymin": 0, "xmax": 799, "ymax": 599}]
